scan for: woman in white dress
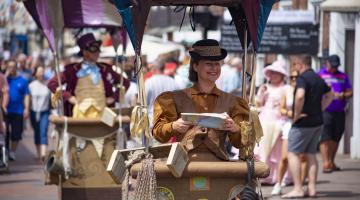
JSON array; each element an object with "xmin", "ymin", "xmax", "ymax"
[{"xmin": 255, "ymin": 60, "xmax": 288, "ymax": 184}]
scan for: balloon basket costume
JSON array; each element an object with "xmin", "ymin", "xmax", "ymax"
[{"xmin": 47, "ymin": 108, "xmax": 131, "ymax": 200}]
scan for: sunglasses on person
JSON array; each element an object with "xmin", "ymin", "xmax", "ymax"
[{"xmin": 290, "ymin": 75, "xmax": 298, "ymax": 80}]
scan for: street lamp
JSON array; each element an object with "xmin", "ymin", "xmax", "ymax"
[{"xmin": 310, "ymin": 0, "xmax": 325, "ymax": 23}]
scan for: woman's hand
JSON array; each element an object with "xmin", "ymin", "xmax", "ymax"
[
  {"xmin": 293, "ymin": 113, "xmax": 308, "ymax": 122},
  {"xmin": 259, "ymin": 85, "xmax": 268, "ymax": 97},
  {"xmin": 287, "ymin": 110, "xmax": 293, "ymax": 118},
  {"xmin": 256, "ymin": 84, "xmax": 269, "ymax": 106},
  {"xmin": 172, "ymin": 118, "xmax": 193, "ymax": 133},
  {"xmin": 223, "ymin": 115, "xmax": 240, "ymax": 133}
]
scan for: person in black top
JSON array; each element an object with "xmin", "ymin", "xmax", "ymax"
[{"xmin": 282, "ymin": 55, "xmax": 333, "ymax": 199}]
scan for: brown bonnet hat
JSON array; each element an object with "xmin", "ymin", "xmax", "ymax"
[{"xmin": 189, "ymin": 39, "xmax": 227, "ymax": 61}]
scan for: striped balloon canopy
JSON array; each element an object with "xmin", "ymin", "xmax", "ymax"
[
  {"xmin": 22, "ymin": 0, "xmax": 123, "ymax": 52},
  {"xmin": 113, "ymin": 0, "xmax": 278, "ymax": 55}
]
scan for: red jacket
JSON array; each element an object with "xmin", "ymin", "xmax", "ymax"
[{"xmin": 48, "ymin": 62, "xmax": 130, "ymax": 116}]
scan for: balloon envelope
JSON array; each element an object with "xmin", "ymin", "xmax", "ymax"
[{"xmin": 23, "ymin": 0, "xmax": 123, "ymax": 52}]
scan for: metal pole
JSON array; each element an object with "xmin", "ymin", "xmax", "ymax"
[{"xmin": 242, "ymin": 27, "xmax": 248, "ymax": 100}]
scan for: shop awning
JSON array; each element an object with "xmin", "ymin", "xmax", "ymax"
[{"xmin": 321, "ymin": 0, "xmax": 360, "ymax": 13}]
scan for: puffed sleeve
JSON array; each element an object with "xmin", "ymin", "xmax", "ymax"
[
  {"xmin": 228, "ymin": 97, "xmax": 249, "ymax": 148},
  {"xmin": 47, "ymin": 71, "xmax": 72, "ymax": 102},
  {"xmin": 152, "ymin": 91, "xmax": 179, "ymax": 143}
]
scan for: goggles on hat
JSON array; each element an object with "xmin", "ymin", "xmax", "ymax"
[{"xmin": 86, "ymin": 45, "xmax": 100, "ymax": 53}]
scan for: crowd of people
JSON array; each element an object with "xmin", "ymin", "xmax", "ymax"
[
  {"xmin": 0, "ymin": 53, "xmax": 53, "ymax": 163},
  {"xmin": 0, "ymin": 34, "xmax": 354, "ymax": 199},
  {"xmin": 141, "ymin": 42, "xmax": 354, "ymax": 198},
  {"xmin": 254, "ymin": 55, "xmax": 352, "ymax": 198}
]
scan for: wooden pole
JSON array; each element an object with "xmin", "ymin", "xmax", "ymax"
[
  {"xmin": 116, "ymin": 45, "xmax": 126, "ymax": 150},
  {"xmin": 292, "ymin": 0, "xmax": 308, "ymax": 10},
  {"xmin": 322, "ymin": 11, "xmax": 330, "ymax": 54},
  {"xmin": 249, "ymin": 53, "xmax": 257, "ymax": 106},
  {"xmin": 135, "ymin": 54, "xmax": 149, "ymax": 151},
  {"xmin": 53, "ymin": 51, "xmax": 64, "ymax": 116}
]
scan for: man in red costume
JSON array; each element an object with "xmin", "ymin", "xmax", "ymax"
[{"xmin": 48, "ymin": 33, "xmax": 129, "ymax": 117}]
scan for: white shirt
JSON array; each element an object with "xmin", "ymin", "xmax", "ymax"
[
  {"xmin": 145, "ymin": 74, "xmax": 179, "ymax": 126},
  {"xmin": 123, "ymin": 81, "xmax": 138, "ymax": 108},
  {"xmin": 216, "ymin": 64, "xmax": 241, "ymax": 93},
  {"xmin": 29, "ymin": 80, "xmax": 51, "ymax": 112}
]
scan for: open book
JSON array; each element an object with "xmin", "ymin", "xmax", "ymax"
[{"xmin": 181, "ymin": 112, "xmax": 227, "ymax": 129}]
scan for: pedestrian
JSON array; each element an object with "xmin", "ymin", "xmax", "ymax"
[
  {"xmin": 271, "ymin": 70, "xmax": 307, "ymax": 195},
  {"xmin": 29, "ymin": 65, "xmax": 51, "ymax": 162},
  {"xmin": 163, "ymin": 62, "xmax": 177, "ymax": 77},
  {"xmin": 17, "ymin": 53, "xmax": 33, "ymax": 82},
  {"xmin": 47, "ymin": 33, "xmax": 130, "ymax": 117},
  {"xmin": 145, "ymin": 58, "xmax": 179, "ymax": 129},
  {"xmin": 255, "ymin": 60, "xmax": 288, "ymax": 184},
  {"xmin": 174, "ymin": 54, "xmax": 191, "ymax": 90},
  {"xmin": 0, "ymin": 58, "xmax": 9, "ymax": 127},
  {"xmin": 5, "ymin": 59, "xmax": 30, "ymax": 161},
  {"xmin": 216, "ymin": 56, "xmax": 242, "ymax": 93},
  {"xmin": 44, "ymin": 61, "xmax": 55, "ymax": 81},
  {"xmin": 318, "ymin": 54, "xmax": 353, "ymax": 173},
  {"xmin": 282, "ymin": 55, "xmax": 333, "ymax": 198},
  {"xmin": 229, "ymin": 57, "xmax": 244, "ymax": 97},
  {"xmin": 152, "ymin": 39, "xmax": 249, "ymax": 161},
  {"xmin": 0, "ymin": 60, "xmax": 9, "ymax": 165}
]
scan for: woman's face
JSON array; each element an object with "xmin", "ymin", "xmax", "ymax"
[
  {"xmin": 193, "ymin": 59, "xmax": 221, "ymax": 83},
  {"xmin": 289, "ymin": 71, "xmax": 298, "ymax": 86},
  {"xmin": 35, "ymin": 66, "xmax": 45, "ymax": 81},
  {"xmin": 269, "ymin": 71, "xmax": 284, "ymax": 85}
]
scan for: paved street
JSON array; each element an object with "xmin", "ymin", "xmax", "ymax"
[
  {"xmin": 0, "ymin": 128, "xmax": 57, "ymax": 200},
  {"xmin": 0, "ymin": 128, "xmax": 360, "ymax": 200},
  {"xmin": 262, "ymin": 154, "xmax": 360, "ymax": 200}
]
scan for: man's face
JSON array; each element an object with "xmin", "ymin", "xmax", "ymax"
[
  {"xmin": 83, "ymin": 43, "xmax": 100, "ymax": 62},
  {"xmin": 293, "ymin": 59, "xmax": 302, "ymax": 72},
  {"xmin": 326, "ymin": 61, "xmax": 337, "ymax": 74},
  {"xmin": 17, "ymin": 56, "xmax": 27, "ymax": 68},
  {"xmin": 7, "ymin": 61, "xmax": 17, "ymax": 76},
  {"xmin": 230, "ymin": 58, "xmax": 242, "ymax": 72},
  {"xmin": 193, "ymin": 59, "xmax": 221, "ymax": 83},
  {"xmin": 236, "ymin": 63, "xmax": 243, "ymax": 71}
]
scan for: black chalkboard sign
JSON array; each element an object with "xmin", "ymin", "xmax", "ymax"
[{"xmin": 221, "ymin": 22, "xmax": 319, "ymax": 55}]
